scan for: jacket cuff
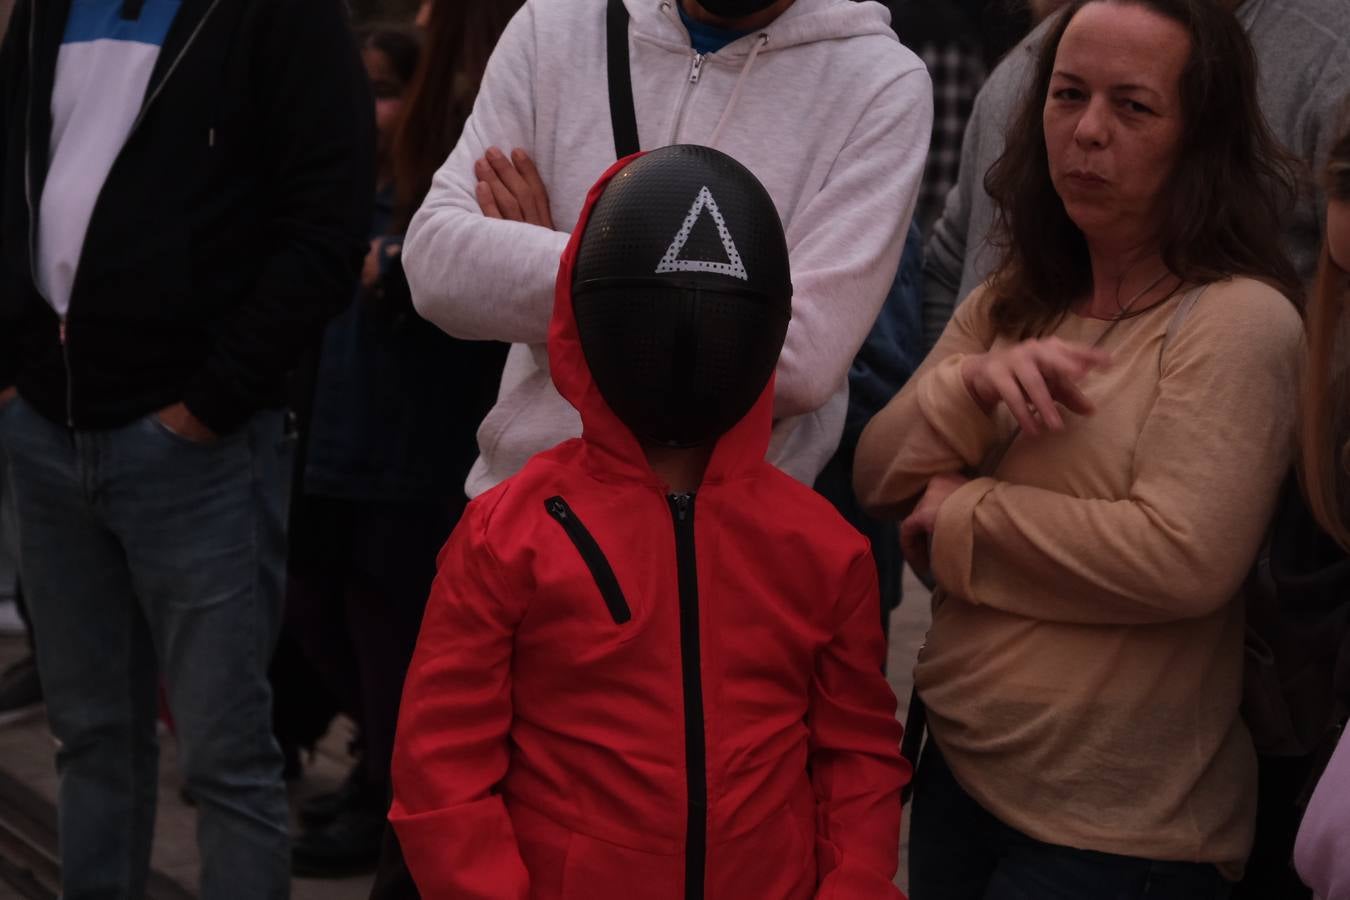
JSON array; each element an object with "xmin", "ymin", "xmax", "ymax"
[
  {"xmin": 930, "ymin": 476, "xmax": 999, "ymax": 603},
  {"xmin": 917, "ymin": 355, "xmax": 1000, "ymax": 468}
]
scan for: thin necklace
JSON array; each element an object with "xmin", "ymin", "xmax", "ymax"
[
  {"xmin": 1112, "ymin": 268, "xmax": 1172, "ymax": 319},
  {"xmin": 1090, "ymin": 269, "xmax": 1174, "ymax": 350}
]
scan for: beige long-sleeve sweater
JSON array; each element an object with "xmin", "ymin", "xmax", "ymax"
[{"xmin": 855, "ymin": 277, "xmax": 1303, "ymax": 877}]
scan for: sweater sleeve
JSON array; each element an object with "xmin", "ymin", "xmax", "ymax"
[
  {"xmin": 389, "ymin": 497, "xmax": 530, "ymax": 899},
  {"xmin": 810, "ymin": 550, "xmax": 908, "ymax": 900},
  {"xmin": 853, "ymin": 284, "xmax": 1003, "ymax": 520},
  {"xmin": 930, "ymin": 283, "xmax": 1303, "ymax": 626},
  {"xmin": 401, "ymin": 3, "xmax": 570, "ymax": 346},
  {"xmin": 181, "ymin": 0, "xmax": 374, "ymax": 434},
  {"xmin": 771, "ymin": 64, "xmax": 932, "ymax": 419}
]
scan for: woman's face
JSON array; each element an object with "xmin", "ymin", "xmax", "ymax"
[
  {"xmin": 363, "ymin": 47, "xmax": 407, "ymax": 163},
  {"xmin": 1043, "ymin": 2, "xmax": 1190, "ymax": 250},
  {"xmin": 1329, "ymin": 197, "xmax": 1350, "ymax": 272}
]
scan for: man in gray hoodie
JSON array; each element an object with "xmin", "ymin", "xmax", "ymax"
[
  {"xmin": 402, "ymin": 0, "xmax": 932, "ymax": 498},
  {"xmin": 920, "ymin": 0, "xmax": 1349, "ymax": 352}
]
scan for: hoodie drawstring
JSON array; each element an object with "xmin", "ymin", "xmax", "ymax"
[{"xmin": 707, "ymin": 33, "xmax": 768, "ymax": 149}]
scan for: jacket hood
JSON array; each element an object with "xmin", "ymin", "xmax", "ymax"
[
  {"xmin": 549, "ymin": 153, "xmax": 777, "ymax": 487},
  {"xmin": 627, "ymin": 0, "xmax": 896, "ymax": 55}
]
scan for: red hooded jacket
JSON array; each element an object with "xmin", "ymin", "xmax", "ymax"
[{"xmin": 390, "ymin": 157, "xmax": 909, "ymax": 899}]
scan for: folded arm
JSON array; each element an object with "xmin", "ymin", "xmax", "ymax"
[
  {"xmin": 402, "ymin": 4, "xmax": 569, "ymax": 345},
  {"xmin": 930, "ymin": 289, "xmax": 1303, "ymax": 626}
]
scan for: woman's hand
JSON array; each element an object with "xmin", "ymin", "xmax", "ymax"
[
  {"xmin": 960, "ymin": 338, "xmax": 1111, "ymax": 435},
  {"xmin": 900, "ymin": 473, "xmax": 969, "ymax": 580}
]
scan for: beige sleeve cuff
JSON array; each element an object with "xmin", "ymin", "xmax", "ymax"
[
  {"xmin": 917, "ymin": 356, "xmax": 1002, "ymax": 468},
  {"xmin": 930, "ymin": 476, "xmax": 999, "ymax": 602}
]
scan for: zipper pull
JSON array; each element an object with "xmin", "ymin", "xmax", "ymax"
[
  {"xmin": 547, "ymin": 498, "xmax": 567, "ymax": 519},
  {"xmin": 689, "ymin": 53, "xmax": 705, "ymax": 84},
  {"xmin": 59, "ymin": 318, "xmax": 67, "ymax": 345},
  {"xmin": 672, "ymin": 493, "xmax": 692, "ymax": 521}
]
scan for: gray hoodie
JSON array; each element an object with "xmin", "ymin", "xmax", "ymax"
[
  {"xmin": 403, "ymin": 0, "xmax": 932, "ymax": 497},
  {"xmin": 921, "ymin": 0, "xmax": 1350, "ymax": 352}
]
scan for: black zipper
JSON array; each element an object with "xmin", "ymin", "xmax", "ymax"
[
  {"xmin": 544, "ymin": 497, "xmax": 632, "ymax": 625},
  {"xmin": 669, "ymin": 492, "xmax": 706, "ymax": 900}
]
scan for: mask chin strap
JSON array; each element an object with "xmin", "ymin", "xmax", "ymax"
[{"xmin": 121, "ymin": 0, "xmax": 146, "ymax": 19}]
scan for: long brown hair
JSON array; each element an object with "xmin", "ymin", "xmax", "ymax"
[
  {"xmin": 389, "ymin": 0, "xmax": 526, "ymax": 231},
  {"xmin": 1300, "ymin": 121, "xmax": 1350, "ymax": 549},
  {"xmin": 984, "ymin": 0, "xmax": 1302, "ymax": 338}
]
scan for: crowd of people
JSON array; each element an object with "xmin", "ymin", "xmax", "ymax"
[{"xmin": 0, "ymin": 0, "xmax": 1347, "ymax": 898}]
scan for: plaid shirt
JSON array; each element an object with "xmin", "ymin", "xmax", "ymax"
[{"xmin": 913, "ymin": 39, "xmax": 986, "ymax": 233}]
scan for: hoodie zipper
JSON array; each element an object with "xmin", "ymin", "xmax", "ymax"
[
  {"xmin": 545, "ymin": 497, "xmax": 633, "ymax": 625},
  {"xmin": 669, "ymin": 492, "xmax": 706, "ymax": 900},
  {"xmin": 668, "ymin": 51, "xmax": 705, "ymax": 143}
]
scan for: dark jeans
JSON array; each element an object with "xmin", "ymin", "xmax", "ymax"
[
  {"xmin": 910, "ymin": 744, "xmax": 1233, "ymax": 900},
  {"xmin": 0, "ymin": 396, "xmax": 291, "ymax": 899}
]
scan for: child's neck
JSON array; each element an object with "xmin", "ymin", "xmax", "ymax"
[{"xmin": 642, "ymin": 442, "xmax": 713, "ymax": 494}]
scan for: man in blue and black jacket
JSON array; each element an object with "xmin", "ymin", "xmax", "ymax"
[{"xmin": 0, "ymin": 0, "xmax": 373, "ymax": 895}]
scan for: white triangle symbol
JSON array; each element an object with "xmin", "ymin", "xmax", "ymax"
[{"xmin": 654, "ymin": 186, "xmax": 748, "ymax": 281}]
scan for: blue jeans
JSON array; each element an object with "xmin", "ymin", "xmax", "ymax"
[
  {"xmin": 910, "ymin": 744, "xmax": 1233, "ymax": 900},
  {"xmin": 0, "ymin": 396, "xmax": 291, "ymax": 900}
]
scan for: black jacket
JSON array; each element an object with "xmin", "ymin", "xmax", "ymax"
[{"xmin": 0, "ymin": 0, "xmax": 375, "ymax": 433}]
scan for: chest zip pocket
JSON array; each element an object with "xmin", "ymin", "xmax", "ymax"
[{"xmin": 544, "ymin": 496, "xmax": 633, "ymax": 625}]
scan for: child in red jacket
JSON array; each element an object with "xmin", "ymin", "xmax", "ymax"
[{"xmin": 390, "ymin": 146, "xmax": 909, "ymax": 899}]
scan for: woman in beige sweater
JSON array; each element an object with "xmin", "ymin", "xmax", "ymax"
[{"xmin": 855, "ymin": 1, "xmax": 1304, "ymax": 897}]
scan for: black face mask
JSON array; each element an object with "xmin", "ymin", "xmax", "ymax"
[
  {"xmin": 693, "ymin": 0, "xmax": 780, "ymax": 18},
  {"xmin": 573, "ymin": 145, "xmax": 792, "ymax": 448}
]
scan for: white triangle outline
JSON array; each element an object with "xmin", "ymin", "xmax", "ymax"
[{"xmin": 654, "ymin": 185, "xmax": 749, "ymax": 281}]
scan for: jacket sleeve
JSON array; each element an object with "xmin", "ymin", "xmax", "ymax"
[
  {"xmin": 929, "ymin": 286, "xmax": 1304, "ymax": 626},
  {"xmin": 401, "ymin": 3, "xmax": 570, "ymax": 346},
  {"xmin": 809, "ymin": 550, "xmax": 908, "ymax": 900},
  {"xmin": 0, "ymin": 0, "xmax": 29, "ymax": 391},
  {"xmin": 179, "ymin": 0, "xmax": 375, "ymax": 434},
  {"xmin": 853, "ymin": 285, "xmax": 1001, "ymax": 521},
  {"xmin": 772, "ymin": 65, "xmax": 932, "ymax": 419},
  {"xmin": 389, "ymin": 497, "xmax": 530, "ymax": 899}
]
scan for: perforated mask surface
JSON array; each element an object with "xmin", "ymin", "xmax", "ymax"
[{"xmin": 573, "ymin": 145, "xmax": 792, "ymax": 447}]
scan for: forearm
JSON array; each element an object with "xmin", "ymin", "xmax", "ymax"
[
  {"xmin": 855, "ymin": 348, "xmax": 1002, "ymax": 520},
  {"xmin": 931, "ymin": 477, "xmax": 1279, "ymax": 625},
  {"xmin": 404, "ymin": 187, "xmax": 569, "ymax": 344}
]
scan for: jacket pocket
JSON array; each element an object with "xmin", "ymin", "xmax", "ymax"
[{"xmin": 544, "ymin": 496, "xmax": 632, "ymax": 625}]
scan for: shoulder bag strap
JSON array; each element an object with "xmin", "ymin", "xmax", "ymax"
[{"xmin": 606, "ymin": 0, "xmax": 640, "ymax": 159}]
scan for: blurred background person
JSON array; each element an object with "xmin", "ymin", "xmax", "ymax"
[
  {"xmin": 285, "ymin": 5, "xmax": 514, "ymax": 877},
  {"xmin": 1292, "ymin": 118, "xmax": 1350, "ymax": 900}
]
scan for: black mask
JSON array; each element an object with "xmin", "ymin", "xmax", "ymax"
[
  {"xmin": 693, "ymin": 0, "xmax": 780, "ymax": 19},
  {"xmin": 573, "ymin": 145, "xmax": 792, "ymax": 448}
]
